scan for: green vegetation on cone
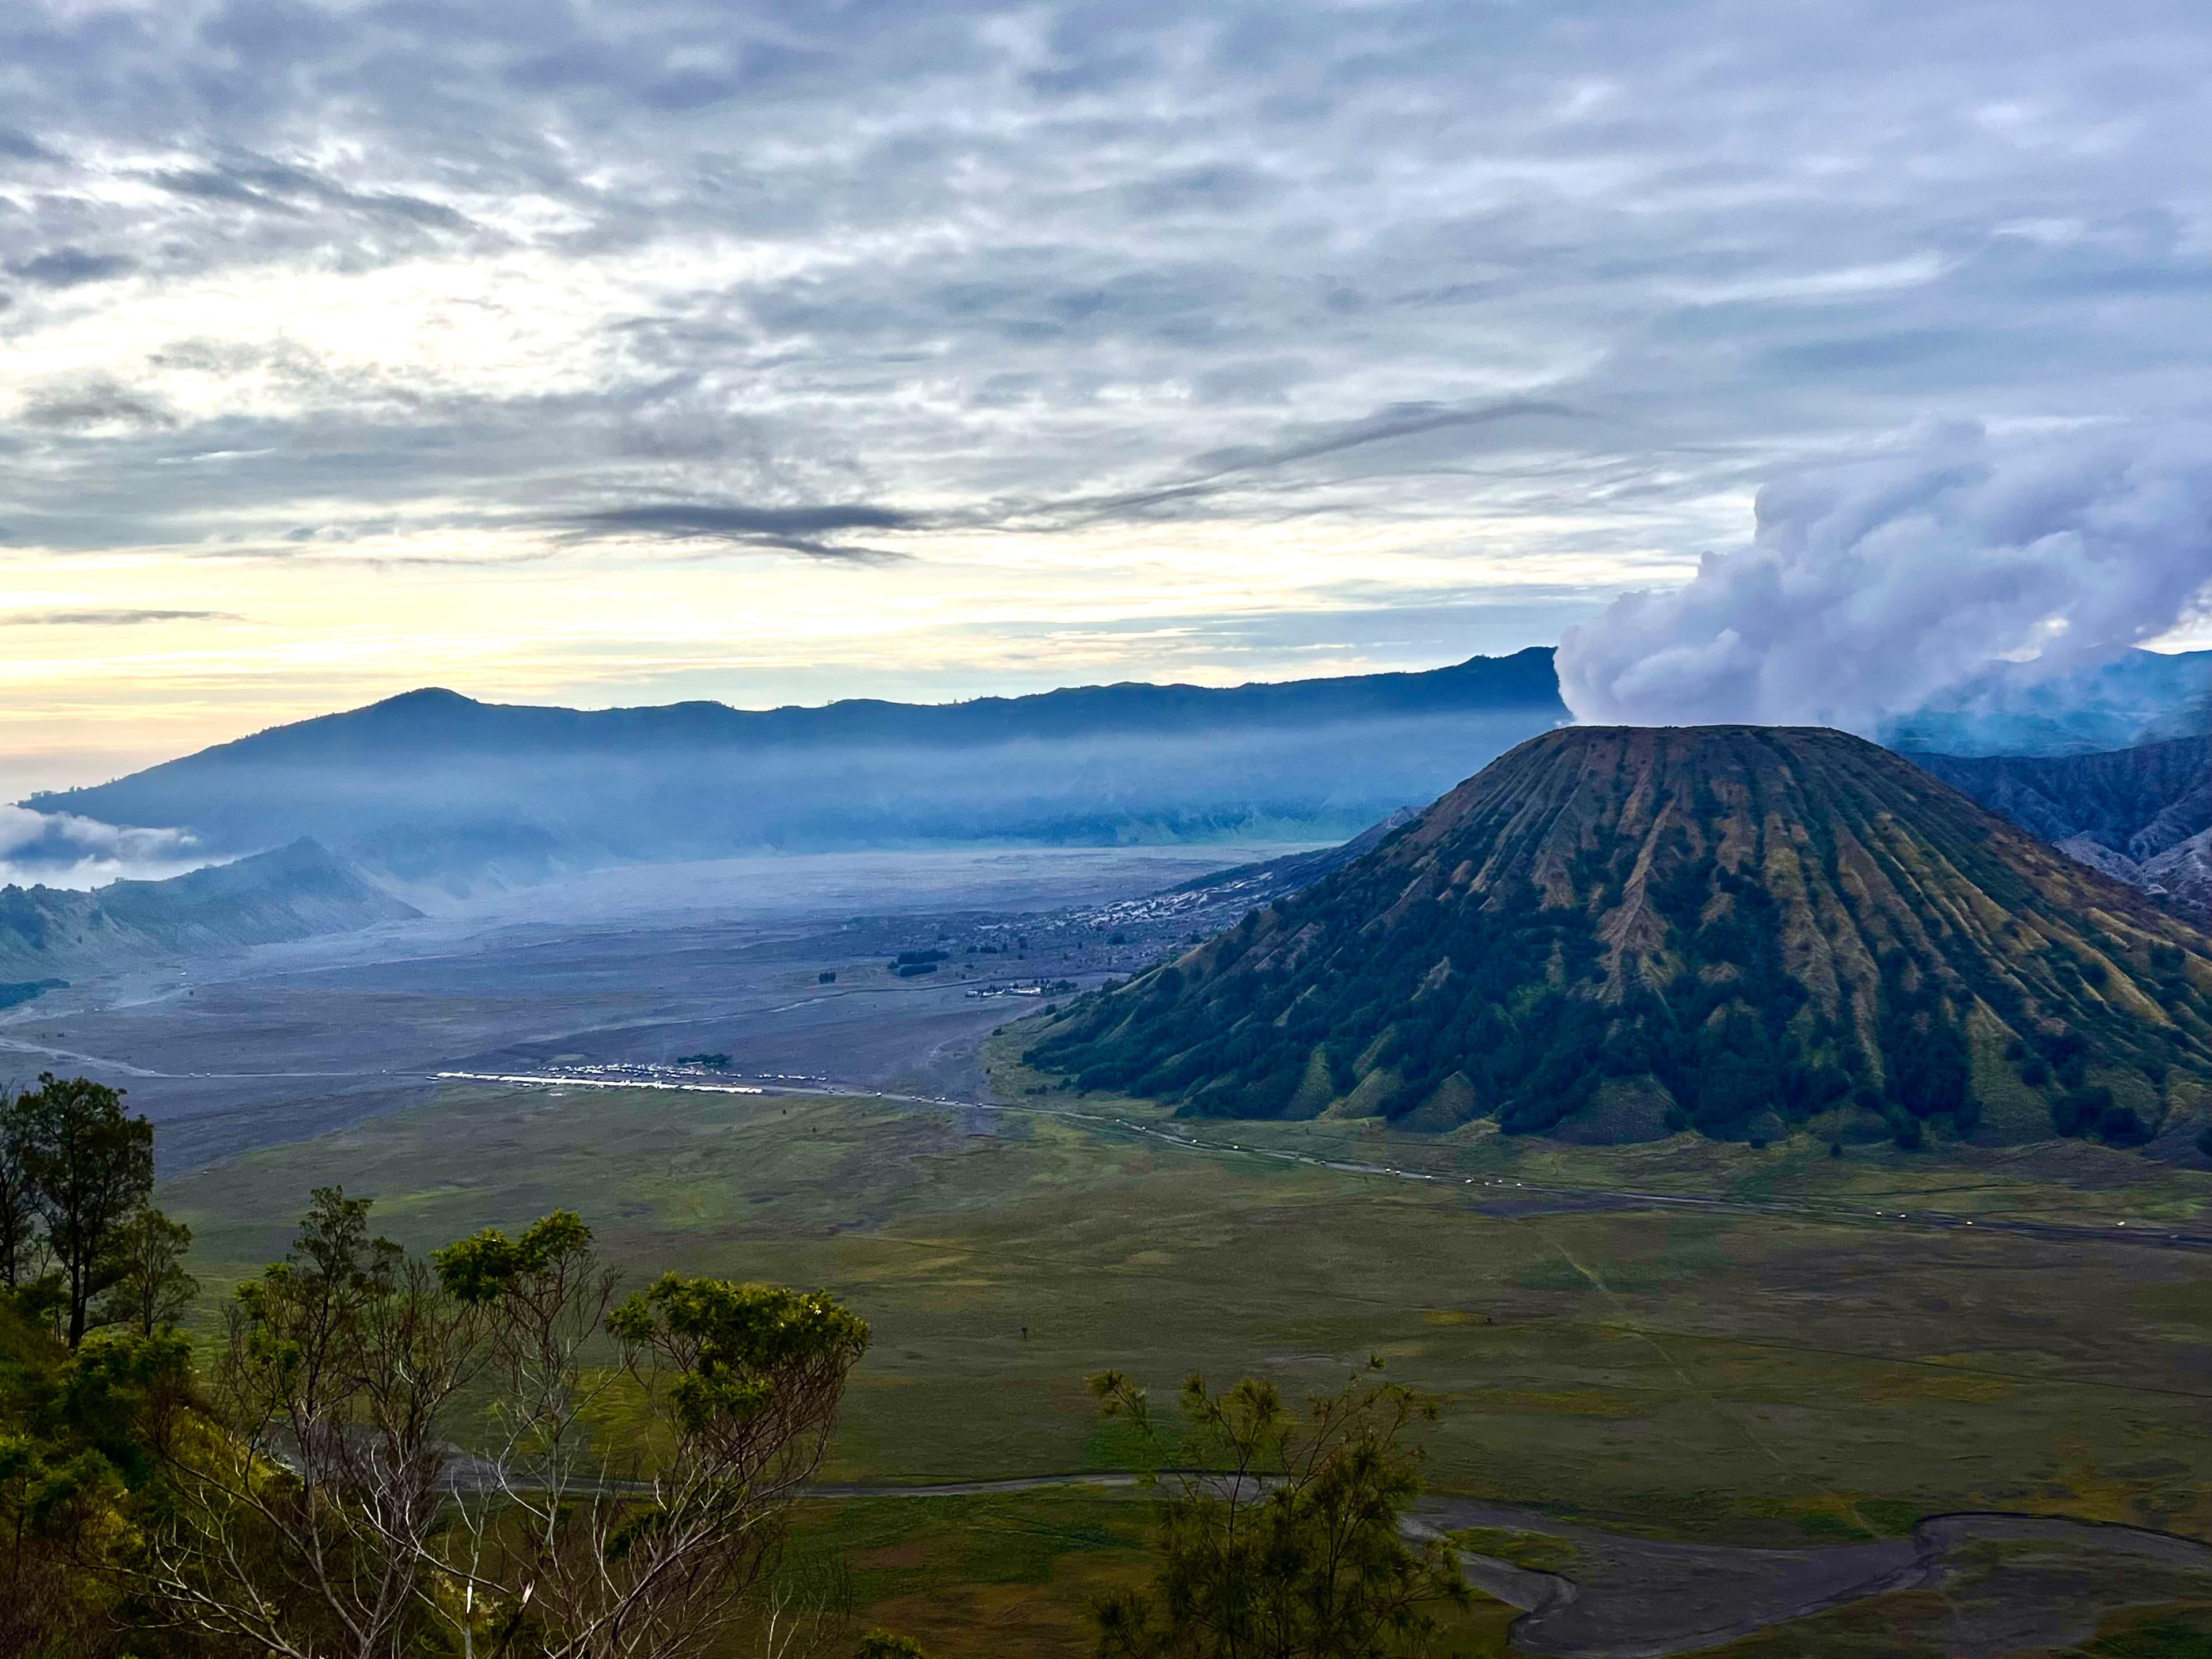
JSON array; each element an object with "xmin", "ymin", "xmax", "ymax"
[{"xmin": 1027, "ymin": 726, "xmax": 2212, "ymax": 1147}]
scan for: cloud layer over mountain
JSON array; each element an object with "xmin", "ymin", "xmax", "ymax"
[{"xmin": 0, "ymin": 803, "xmax": 199, "ymax": 888}]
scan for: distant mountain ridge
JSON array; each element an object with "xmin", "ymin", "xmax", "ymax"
[
  {"xmin": 0, "ymin": 839, "xmax": 421, "ymax": 982},
  {"xmin": 103, "ymin": 650, "xmax": 1565, "ymax": 762},
  {"xmin": 30, "ymin": 652, "xmax": 1570, "ymax": 883},
  {"xmin": 1908, "ymin": 737, "xmax": 2212, "ymax": 859},
  {"xmin": 1910, "ymin": 736, "xmax": 2212, "ymax": 920},
  {"xmin": 1029, "ymin": 726, "xmax": 2212, "ymax": 1155},
  {"xmin": 1879, "ymin": 648, "xmax": 2212, "ymax": 756}
]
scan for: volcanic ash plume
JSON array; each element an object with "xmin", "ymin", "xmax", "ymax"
[{"xmin": 1555, "ymin": 425, "xmax": 2212, "ymax": 733}]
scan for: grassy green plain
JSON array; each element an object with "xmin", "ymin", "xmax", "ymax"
[{"xmin": 160, "ymin": 1035, "xmax": 2212, "ymax": 1654}]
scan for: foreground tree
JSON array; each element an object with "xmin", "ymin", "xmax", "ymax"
[
  {"xmin": 14, "ymin": 1074, "xmax": 154, "ymax": 1346},
  {"xmin": 143, "ymin": 1190, "xmax": 870, "ymax": 1659},
  {"xmin": 0, "ymin": 1317, "xmax": 196, "ymax": 1658},
  {"xmin": 1088, "ymin": 1363, "xmax": 1468, "ymax": 1659},
  {"xmin": 99, "ymin": 1205, "xmax": 198, "ymax": 1336},
  {"xmin": 434, "ymin": 1217, "xmax": 871, "ymax": 1658},
  {"xmin": 149, "ymin": 1185, "xmax": 481, "ymax": 1656},
  {"xmin": 0, "ymin": 1087, "xmax": 42, "ymax": 1291}
]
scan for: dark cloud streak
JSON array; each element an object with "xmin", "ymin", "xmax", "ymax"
[
  {"xmin": 1183, "ymin": 399, "xmax": 1593, "ymax": 483},
  {"xmin": 9, "ymin": 249, "xmax": 135, "ymax": 288},
  {"xmin": 564, "ymin": 503, "xmax": 919, "ymax": 562},
  {"xmin": 148, "ymin": 157, "xmax": 473, "ymax": 231},
  {"xmin": 5, "ymin": 609, "xmax": 240, "ymax": 626}
]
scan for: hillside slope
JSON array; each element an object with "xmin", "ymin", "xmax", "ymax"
[
  {"xmin": 1911, "ymin": 736, "xmax": 2212, "ymax": 920},
  {"xmin": 1027, "ymin": 726, "xmax": 2212, "ymax": 1151},
  {"xmin": 0, "ymin": 839, "xmax": 421, "ymax": 980},
  {"xmin": 1908, "ymin": 736, "xmax": 2212, "ymax": 859},
  {"xmin": 30, "ymin": 652, "xmax": 1567, "ymax": 881},
  {"xmin": 1164, "ymin": 808, "xmax": 1421, "ymax": 908}
]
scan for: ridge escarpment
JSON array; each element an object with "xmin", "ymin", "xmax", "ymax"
[{"xmin": 1025, "ymin": 726, "xmax": 2212, "ymax": 1150}]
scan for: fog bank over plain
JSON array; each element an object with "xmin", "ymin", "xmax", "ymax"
[{"xmin": 33, "ymin": 651, "xmax": 1567, "ymax": 885}]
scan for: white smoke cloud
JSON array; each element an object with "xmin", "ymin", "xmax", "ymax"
[
  {"xmin": 1555, "ymin": 423, "xmax": 2212, "ymax": 732},
  {"xmin": 0, "ymin": 804, "xmax": 202, "ymax": 889}
]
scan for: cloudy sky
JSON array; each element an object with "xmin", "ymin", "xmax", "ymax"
[{"xmin": 4, "ymin": 0, "xmax": 2211, "ymax": 794}]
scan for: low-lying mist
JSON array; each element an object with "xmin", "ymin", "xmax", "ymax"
[
  {"xmin": 0, "ymin": 802, "xmax": 204, "ymax": 890},
  {"xmin": 44, "ymin": 710, "xmax": 1561, "ymax": 887}
]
